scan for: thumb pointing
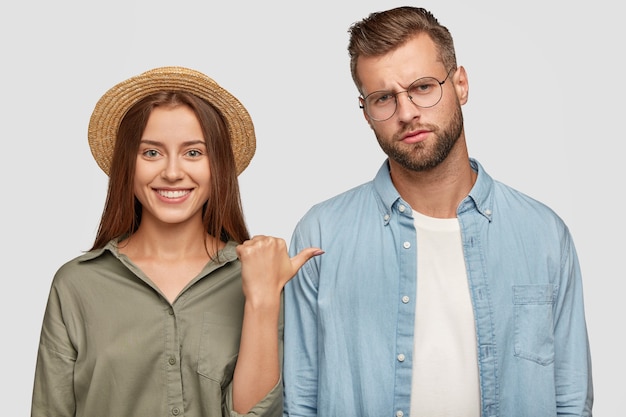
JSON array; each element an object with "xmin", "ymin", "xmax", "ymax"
[{"xmin": 290, "ymin": 248, "xmax": 324, "ymax": 273}]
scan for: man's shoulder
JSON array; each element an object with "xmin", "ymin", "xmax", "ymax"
[
  {"xmin": 473, "ymin": 158, "xmax": 561, "ymax": 219},
  {"xmin": 291, "ymin": 180, "xmax": 379, "ymax": 238},
  {"xmin": 306, "ymin": 181, "xmax": 376, "ymax": 215}
]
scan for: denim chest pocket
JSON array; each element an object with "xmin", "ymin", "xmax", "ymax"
[
  {"xmin": 197, "ymin": 311, "xmax": 242, "ymax": 386},
  {"xmin": 513, "ymin": 284, "xmax": 557, "ymax": 366}
]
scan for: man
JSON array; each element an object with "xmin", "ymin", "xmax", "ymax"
[{"xmin": 283, "ymin": 6, "xmax": 593, "ymax": 417}]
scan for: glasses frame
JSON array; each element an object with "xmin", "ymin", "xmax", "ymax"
[{"xmin": 359, "ymin": 67, "xmax": 455, "ymax": 122}]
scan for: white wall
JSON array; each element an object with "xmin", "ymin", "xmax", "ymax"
[{"xmin": 2, "ymin": 1, "xmax": 620, "ymax": 414}]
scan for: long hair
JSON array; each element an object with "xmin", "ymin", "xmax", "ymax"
[
  {"xmin": 91, "ymin": 91, "xmax": 250, "ymax": 250},
  {"xmin": 347, "ymin": 6, "xmax": 457, "ymax": 94}
]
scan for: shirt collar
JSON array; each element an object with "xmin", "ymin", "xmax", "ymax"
[
  {"xmin": 372, "ymin": 157, "xmax": 495, "ymax": 221},
  {"xmin": 77, "ymin": 238, "xmax": 241, "ymax": 267}
]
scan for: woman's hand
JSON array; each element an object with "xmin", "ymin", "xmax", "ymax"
[
  {"xmin": 236, "ymin": 235, "xmax": 323, "ymax": 305},
  {"xmin": 232, "ymin": 236, "xmax": 323, "ymax": 413}
]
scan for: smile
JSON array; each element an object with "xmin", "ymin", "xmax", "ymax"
[{"xmin": 156, "ymin": 189, "xmax": 191, "ymax": 199}]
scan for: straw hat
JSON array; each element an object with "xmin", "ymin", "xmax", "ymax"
[{"xmin": 88, "ymin": 66, "xmax": 255, "ymax": 176}]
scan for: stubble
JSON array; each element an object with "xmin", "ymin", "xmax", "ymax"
[{"xmin": 375, "ymin": 103, "xmax": 464, "ymax": 172}]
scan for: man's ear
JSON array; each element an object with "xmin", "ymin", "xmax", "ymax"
[{"xmin": 455, "ymin": 66, "xmax": 469, "ymax": 105}]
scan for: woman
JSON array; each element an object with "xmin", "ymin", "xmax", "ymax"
[{"xmin": 31, "ymin": 66, "xmax": 320, "ymax": 417}]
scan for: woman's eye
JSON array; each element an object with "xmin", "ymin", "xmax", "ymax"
[
  {"xmin": 186, "ymin": 149, "xmax": 203, "ymax": 158},
  {"xmin": 143, "ymin": 149, "xmax": 159, "ymax": 158}
]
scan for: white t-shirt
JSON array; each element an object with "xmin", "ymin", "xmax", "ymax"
[{"xmin": 410, "ymin": 211, "xmax": 480, "ymax": 417}]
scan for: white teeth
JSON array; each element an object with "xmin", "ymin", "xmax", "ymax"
[{"xmin": 158, "ymin": 189, "xmax": 189, "ymax": 198}]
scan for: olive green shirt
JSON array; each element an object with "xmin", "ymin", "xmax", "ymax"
[{"xmin": 31, "ymin": 240, "xmax": 283, "ymax": 417}]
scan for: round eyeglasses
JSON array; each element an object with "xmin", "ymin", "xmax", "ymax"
[{"xmin": 359, "ymin": 67, "xmax": 455, "ymax": 121}]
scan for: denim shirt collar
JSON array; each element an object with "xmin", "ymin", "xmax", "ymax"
[
  {"xmin": 464, "ymin": 158, "xmax": 494, "ymax": 221},
  {"xmin": 372, "ymin": 157, "xmax": 494, "ymax": 222}
]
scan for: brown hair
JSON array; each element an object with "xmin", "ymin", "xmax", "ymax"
[
  {"xmin": 91, "ymin": 91, "xmax": 250, "ymax": 250},
  {"xmin": 348, "ymin": 6, "xmax": 457, "ymax": 94}
]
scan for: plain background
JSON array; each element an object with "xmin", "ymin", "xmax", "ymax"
[{"xmin": 2, "ymin": 0, "xmax": 621, "ymax": 415}]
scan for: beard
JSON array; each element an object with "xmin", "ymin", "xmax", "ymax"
[{"xmin": 374, "ymin": 103, "xmax": 464, "ymax": 172}]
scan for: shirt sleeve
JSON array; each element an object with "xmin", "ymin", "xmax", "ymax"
[
  {"xmin": 31, "ymin": 284, "xmax": 78, "ymax": 417},
  {"xmin": 225, "ymin": 376, "xmax": 283, "ymax": 417},
  {"xmin": 282, "ymin": 224, "xmax": 320, "ymax": 416},
  {"xmin": 553, "ymin": 228, "xmax": 593, "ymax": 415}
]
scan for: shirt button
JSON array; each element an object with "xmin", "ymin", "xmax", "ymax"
[
  {"xmin": 485, "ymin": 209, "xmax": 492, "ymax": 215},
  {"xmin": 384, "ymin": 214, "xmax": 390, "ymax": 221},
  {"xmin": 172, "ymin": 407, "xmax": 180, "ymax": 415},
  {"xmin": 396, "ymin": 411, "xmax": 404, "ymax": 417},
  {"xmin": 168, "ymin": 356, "xmax": 176, "ymax": 365},
  {"xmin": 403, "ymin": 241, "xmax": 411, "ymax": 249},
  {"xmin": 168, "ymin": 309, "xmax": 174, "ymax": 315},
  {"xmin": 402, "ymin": 295, "xmax": 410, "ymax": 304},
  {"xmin": 398, "ymin": 205, "xmax": 406, "ymax": 212},
  {"xmin": 397, "ymin": 353, "xmax": 405, "ymax": 362}
]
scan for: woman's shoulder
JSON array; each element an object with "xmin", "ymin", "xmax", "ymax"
[{"xmin": 51, "ymin": 247, "xmax": 113, "ymax": 286}]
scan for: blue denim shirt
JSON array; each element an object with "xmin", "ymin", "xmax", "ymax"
[{"xmin": 283, "ymin": 158, "xmax": 592, "ymax": 417}]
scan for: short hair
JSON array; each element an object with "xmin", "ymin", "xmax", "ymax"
[{"xmin": 348, "ymin": 6, "xmax": 457, "ymax": 94}]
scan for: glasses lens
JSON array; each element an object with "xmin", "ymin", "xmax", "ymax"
[
  {"xmin": 407, "ymin": 77, "xmax": 443, "ymax": 108},
  {"xmin": 363, "ymin": 77, "xmax": 444, "ymax": 121},
  {"xmin": 364, "ymin": 91, "xmax": 397, "ymax": 121}
]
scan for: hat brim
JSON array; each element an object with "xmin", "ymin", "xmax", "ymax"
[{"xmin": 88, "ymin": 66, "xmax": 255, "ymax": 176}]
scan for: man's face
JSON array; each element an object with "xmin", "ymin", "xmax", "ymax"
[{"xmin": 357, "ymin": 34, "xmax": 467, "ymax": 172}]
